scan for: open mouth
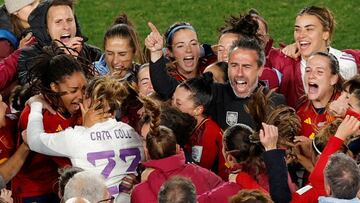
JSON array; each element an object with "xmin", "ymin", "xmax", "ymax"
[
  {"xmin": 70, "ymin": 102, "xmax": 80, "ymax": 111},
  {"xmin": 299, "ymin": 41, "xmax": 311, "ymax": 50},
  {"xmin": 235, "ymin": 80, "xmax": 247, "ymax": 88},
  {"xmin": 60, "ymin": 34, "xmax": 71, "ymax": 43},
  {"xmin": 183, "ymin": 56, "xmax": 195, "ymax": 67},
  {"xmin": 308, "ymin": 82, "xmax": 319, "ymax": 94}
]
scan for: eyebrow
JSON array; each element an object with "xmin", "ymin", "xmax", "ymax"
[
  {"xmin": 140, "ymin": 78, "xmax": 150, "ymax": 82},
  {"xmin": 174, "ymin": 39, "xmax": 198, "ymax": 45}
]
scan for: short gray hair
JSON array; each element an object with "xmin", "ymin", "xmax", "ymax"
[
  {"xmin": 325, "ymin": 153, "xmax": 360, "ymax": 199},
  {"xmin": 63, "ymin": 171, "xmax": 107, "ymax": 202},
  {"xmin": 228, "ymin": 37, "xmax": 266, "ymax": 68}
]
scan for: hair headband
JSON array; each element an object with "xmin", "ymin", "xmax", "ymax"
[{"xmin": 166, "ymin": 25, "xmax": 196, "ymax": 46}]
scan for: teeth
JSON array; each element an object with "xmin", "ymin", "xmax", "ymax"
[
  {"xmin": 236, "ymin": 80, "xmax": 246, "ymax": 85},
  {"xmin": 184, "ymin": 56, "xmax": 194, "ymax": 60}
]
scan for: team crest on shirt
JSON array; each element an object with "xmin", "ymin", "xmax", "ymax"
[{"xmin": 226, "ymin": 111, "xmax": 238, "ymax": 126}]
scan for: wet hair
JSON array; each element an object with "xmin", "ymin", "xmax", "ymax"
[
  {"xmin": 229, "ymin": 38, "xmax": 265, "ymax": 67},
  {"xmin": 223, "ymin": 123, "xmax": 264, "ymax": 178},
  {"xmin": 325, "ymin": 153, "xmax": 360, "ymax": 199},
  {"xmin": 9, "ymin": 84, "xmax": 33, "ymax": 112},
  {"xmin": 158, "ymin": 176, "xmax": 196, "ymax": 203},
  {"xmin": 177, "ymin": 72, "xmax": 213, "ymax": 116},
  {"xmin": 230, "ymin": 189, "xmax": 274, "ymax": 203},
  {"xmin": 164, "ymin": 22, "xmax": 196, "ymax": 50},
  {"xmin": 219, "ymin": 13, "xmax": 261, "ymax": 44},
  {"xmin": 103, "ymin": 13, "xmax": 145, "ymax": 64},
  {"xmin": 58, "ymin": 166, "xmax": 84, "ymax": 199},
  {"xmin": 85, "ymin": 76, "xmax": 129, "ymax": 113},
  {"xmin": 28, "ymin": 43, "xmax": 85, "ymax": 112},
  {"xmin": 297, "ymin": 6, "xmax": 336, "ymax": 45},
  {"xmin": 308, "ymin": 52, "xmax": 343, "ymax": 91},
  {"xmin": 142, "ymin": 97, "xmax": 178, "ymax": 160},
  {"xmin": 343, "ymin": 75, "xmax": 360, "ymax": 94}
]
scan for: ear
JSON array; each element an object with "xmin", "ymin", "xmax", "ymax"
[
  {"xmin": 166, "ymin": 48, "xmax": 173, "ymax": 58},
  {"xmin": 322, "ymin": 31, "xmax": 330, "ymax": 42},
  {"xmin": 258, "ymin": 66, "xmax": 264, "ymax": 77},
  {"xmin": 330, "ymin": 74, "xmax": 339, "ymax": 86},
  {"xmin": 193, "ymin": 105, "xmax": 204, "ymax": 117},
  {"xmin": 175, "ymin": 144, "xmax": 180, "ymax": 154},
  {"xmin": 50, "ymin": 82, "xmax": 59, "ymax": 92},
  {"xmin": 224, "ymin": 153, "xmax": 236, "ymax": 168}
]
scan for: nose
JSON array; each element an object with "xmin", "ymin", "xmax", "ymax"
[
  {"xmin": 236, "ymin": 67, "xmax": 244, "ymax": 76},
  {"xmin": 185, "ymin": 43, "xmax": 192, "ymax": 53},
  {"xmin": 63, "ymin": 21, "xmax": 70, "ymax": 31}
]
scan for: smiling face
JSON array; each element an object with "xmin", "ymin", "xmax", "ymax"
[
  {"xmin": 228, "ymin": 48, "xmax": 263, "ymax": 98},
  {"xmin": 105, "ymin": 37, "xmax": 135, "ymax": 77},
  {"xmin": 217, "ymin": 33, "xmax": 239, "ymax": 62},
  {"xmin": 305, "ymin": 55, "xmax": 338, "ymax": 104},
  {"xmin": 51, "ymin": 71, "xmax": 87, "ymax": 115},
  {"xmin": 294, "ymin": 14, "xmax": 329, "ymax": 60},
  {"xmin": 47, "ymin": 5, "xmax": 77, "ymax": 44},
  {"xmin": 170, "ymin": 29, "xmax": 200, "ymax": 78}
]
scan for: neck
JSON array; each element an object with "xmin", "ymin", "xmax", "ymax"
[
  {"xmin": 195, "ymin": 115, "xmax": 206, "ymax": 126},
  {"xmin": 311, "ymin": 88, "xmax": 335, "ymax": 108}
]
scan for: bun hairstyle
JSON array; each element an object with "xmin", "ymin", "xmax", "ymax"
[
  {"xmin": 28, "ymin": 42, "xmax": 85, "ymax": 111},
  {"xmin": 141, "ymin": 96, "xmax": 178, "ymax": 160},
  {"xmin": 85, "ymin": 76, "xmax": 129, "ymax": 113},
  {"xmin": 219, "ymin": 13, "xmax": 261, "ymax": 44},
  {"xmin": 178, "ymin": 72, "xmax": 214, "ymax": 116},
  {"xmin": 245, "ymin": 87, "xmax": 301, "ymax": 148},
  {"xmin": 103, "ymin": 13, "xmax": 145, "ymax": 64}
]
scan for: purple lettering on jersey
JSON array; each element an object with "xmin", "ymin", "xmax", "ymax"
[
  {"xmin": 87, "ymin": 150, "xmax": 116, "ymax": 178},
  {"xmin": 119, "ymin": 148, "xmax": 141, "ymax": 172}
]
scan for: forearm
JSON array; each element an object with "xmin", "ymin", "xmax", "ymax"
[
  {"xmin": 0, "ymin": 143, "xmax": 29, "ymax": 184},
  {"xmin": 263, "ymin": 149, "xmax": 291, "ymax": 203},
  {"xmin": 149, "ymin": 56, "xmax": 179, "ymax": 99}
]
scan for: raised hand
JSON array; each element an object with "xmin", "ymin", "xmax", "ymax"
[
  {"xmin": 80, "ymin": 100, "xmax": 112, "ymax": 128},
  {"xmin": 335, "ymin": 115, "xmax": 360, "ymax": 140},
  {"xmin": 281, "ymin": 42, "xmax": 300, "ymax": 59},
  {"xmin": 61, "ymin": 37, "xmax": 84, "ymax": 57},
  {"xmin": 145, "ymin": 22, "xmax": 164, "ymax": 62},
  {"xmin": 259, "ymin": 123, "xmax": 278, "ymax": 151}
]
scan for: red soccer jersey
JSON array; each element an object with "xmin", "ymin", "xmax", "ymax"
[
  {"xmin": 12, "ymin": 105, "xmax": 77, "ymax": 199},
  {"xmin": 0, "ymin": 117, "xmax": 17, "ymax": 164},
  {"xmin": 185, "ymin": 118, "xmax": 227, "ymax": 180},
  {"xmin": 296, "ymin": 92, "xmax": 339, "ymax": 138}
]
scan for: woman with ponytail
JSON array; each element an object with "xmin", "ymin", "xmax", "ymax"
[
  {"xmin": 131, "ymin": 97, "xmax": 223, "ymax": 203},
  {"xmin": 95, "ymin": 13, "xmax": 145, "ymax": 81},
  {"xmin": 172, "ymin": 72, "xmax": 227, "ymax": 179},
  {"xmin": 13, "ymin": 44, "xmax": 92, "ymax": 203},
  {"xmin": 25, "ymin": 75, "xmax": 144, "ymax": 202}
]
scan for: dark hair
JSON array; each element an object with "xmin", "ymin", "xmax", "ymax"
[
  {"xmin": 229, "ymin": 38, "xmax": 265, "ymax": 67},
  {"xmin": 248, "ymin": 9, "xmax": 268, "ymax": 34},
  {"xmin": 164, "ymin": 22, "xmax": 196, "ymax": 50},
  {"xmin": 178, "ymin": 72, "xmax": 213, "ymax": 116},
  {"xmin": 351, "ymin": 89, "xmax": 360, "ymax": 109},
  {"xmin": 49, "ymin": 0, "xmax": 74, "ymax": 9},
  {"xmin": 325, "ymin": 153, "xmax": 360, "ymax": 199},
  {"xmin": 219, "ymin": 13, "xmax": 261, "ymax": 44},
  {"xmin": 298, "ymin": 6, "xmax": 335, "ymax": 45},
  {"xmin": 142, "ymin": 97, "xmax": 178, "ymax": 160},
  {"xmin": 85, "ymin": 76, "xmax": 129, "ymax": 113},
  {"xmin": 230, "ymin": 189, "xmax": 273, "ymax": 203},
  {"xmin": 103, "ymin": 13, "xmax": 145, "ymax": 64},
  {"xmin": 223, "ymin": 124, "xmax": 264, "ymax": 178},
  {"xmin": 28, "ymin": 43, "xmax": 85, "ymax": 112},
  {"xmin": 139, "ymin": 101, "xmax": 196, "ymax": 147},
  {"xmin": 309, "ymin": 52, "xmax": 343, "ymax": 91},
  {"xmin": 158, "ymin": 176, "xmax": 196, "ymax": 203},
  {"xmin": 58, "ymin": 166, "xmax": 84, "ymax": 199},
  {"xmin": 343, "ymin": 75, "xmax": 360, "ymax": 94}
]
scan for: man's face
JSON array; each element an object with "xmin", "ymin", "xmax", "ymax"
[
  {"xmin": 47, "ymin": 5, "xmax": 77, "ymax": 43},
  {"xmin": 228, "ymin": 48, "xmax": 263, "ymax": 98}
]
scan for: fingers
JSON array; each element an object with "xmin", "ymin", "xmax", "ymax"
[{"xmin": 148, "ymin": 22, "xmax": 160, "ymax": 34}]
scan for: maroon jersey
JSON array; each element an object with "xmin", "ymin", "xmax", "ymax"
[{"xmin": 12, "ymin": 105, "xmax": 77, "ymax": 199}]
